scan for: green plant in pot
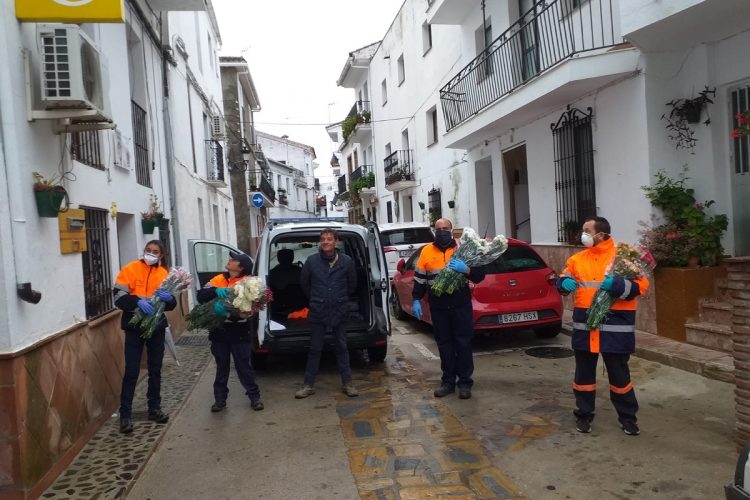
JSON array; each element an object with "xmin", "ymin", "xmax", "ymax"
[
  {"xmin": 141, "ymin": 194, "xmax": 164, "ymax": 233},
  {"xmin": 639, "ymin": 168, "xmax": 728, "ymax": 267},
  {"xmin": 32, "ymin": 171, "xmax": 67, "ymax": 217}
]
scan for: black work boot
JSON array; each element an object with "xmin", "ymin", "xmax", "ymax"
[
  {"xmin": 148, "ymin": 410, "xmax": 169, "ymax": 424},
  {"xmin": 119, "ymin": 417, "xmax": 133, "ymax": 434},
  {"xmin": 433, "ymin": 385, "xmax": 455, "ymax": 397},
  {"xmin": 211, "ymin": 401, "xmax": 227, "ymax": 412}
]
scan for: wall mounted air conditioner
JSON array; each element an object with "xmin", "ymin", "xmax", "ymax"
[
  {"xmin": 211, "ymin": 114, "xmax": 225, "ymax": 138},
  {"xmin": 29, "ymin": 24, "xmax": 112, "ymax": 125}
]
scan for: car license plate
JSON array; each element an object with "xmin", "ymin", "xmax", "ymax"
[
  {"xmin": 500, "ymin": 311, "xmax": 538, "ymax": 324},
  {"xmin": 399, "ymin": 250, "xmax": 412, "ymax": 257}
]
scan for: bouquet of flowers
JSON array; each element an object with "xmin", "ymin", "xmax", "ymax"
[
  {"xmin": 186, "ymin": 277, "xmax": 273, "ymax": 332},
  {"xmin": 430, "ymin": 228, "xmax": 508, "ymax": 296},
  {"xmin": 129, "ymin": 267, "xmax": 192, "ymax": 339},
  {"xmin": 585, "ymin": 243, "xmax": 656, "ymax": 330}
]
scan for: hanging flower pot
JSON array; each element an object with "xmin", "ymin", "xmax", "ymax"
[
  {"xmin": 34, "ymin": 188, "xmax": 66, "ymax": 217},
  {"xmin": 141, "ymin": 218, "xmax": 158, "ymax": 233}
]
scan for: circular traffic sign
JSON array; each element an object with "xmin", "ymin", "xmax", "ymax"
[{"xmin": 251, "ymin": 193, "xmax": 264, "ymax": 208}]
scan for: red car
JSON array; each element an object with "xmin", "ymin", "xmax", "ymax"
[{"xmin": 390, "ymin": 238, "xmax": 563, "ymax": 337}]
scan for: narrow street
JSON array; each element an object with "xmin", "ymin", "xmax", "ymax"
[{"xmin": 110, "ymin": 318, "xmax": 736, "ymax": 499}]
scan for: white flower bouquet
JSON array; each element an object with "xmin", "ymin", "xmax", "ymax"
[
  {"xmin": 186, "ymin": 277, "xmax": 273, "ymax": 331},
  {"xmin": 430, "ymin": 228, "xmax": 508, "ymax": 296},
  {"xmin": 129, "ymin": 266, "xmax": 192, "ymax": 339}
]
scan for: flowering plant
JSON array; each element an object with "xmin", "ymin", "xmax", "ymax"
[
  {"xmin": 141, "ymin": 194, "xmax": 164, "ymax": 221},
  {"xmin": 585, "ymin": 243, "xmax": 656, "ymax": 330},
  {"xmin": 731, "ymin": 111, "xmax": 750, "ymax": 138},
  {"xmin": 640, "ymin": 169, "xmax": 728, "ymax": 267},
  {"xmin": 186, "ymin": 277, "xmax": 273, "ymax": 332},
  {"xmin": 129, "ymin": 267, "xmax": 192, "ymax": 339},
  {"xmin": 430, "ymin": 228, "xmax": 508, "ymax": 297}
]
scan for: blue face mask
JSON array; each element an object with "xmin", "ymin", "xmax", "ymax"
[{"xmin": 434, "ymin": 230, "xmax": 453, "ymax": 248}]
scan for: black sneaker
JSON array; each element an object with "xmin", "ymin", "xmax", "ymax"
[
  {"xmin": 211, "ymin": 401, "xmax": 227, "ymax": 413},
  {"xmin": 433, "ymin": 385, "xmax": 455, "ymax": 397},
  {"xmin": 119, "ymin": 417, "xmax": 133, "ymax": 434},
  {"xmin": 575, "ymin": 418, "xmax": 592, "ymax": 433},
  {"xmin": 621, "ymin": 420, "xmax": 640, "ymax": 436},
  {"xmin": 251, "ymin": 400, "xmax": 264, "ymax": 411},
  {"xmin": 148, "ymin": 410, "xmax": 169, "ymax": 424},
  {"xmin": 458, "ymin": 388, "xmax": 472, "ymax": 399}
]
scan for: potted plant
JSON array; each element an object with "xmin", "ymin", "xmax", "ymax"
[
  {"xmin": 662, "ymin": 87, "xmax": 716, "ymax": 152},
  {"xmin": 639, "ymin": 168, "xmax": 729, "ymax": 342},
  {"xmin": 418, "ymin": 201, "xmax": 425, "ymax": 210},
  {"xmin": 32, "ymin": 172, "xmax": 67, "ymax": 217},
  {"xmin": 141, "ymin": 194, "xmax": 164, "ymax": 233}
]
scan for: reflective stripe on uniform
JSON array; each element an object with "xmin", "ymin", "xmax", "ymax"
[
  {"xmin": 573, "ymin": 383, "xmax": 596, "ymax": 392},
  {"xmin": 609, "ymin": 382, "xmax": 633, "ymax": 394},
  {"xmin": 572, "ymin": 322, "xmax": 635, "ymax": 333},
  {"xmin": 579, "ymin": 281, "xmax": 601, "ymax": 288},
  {"xmin": 619, "ymin": 279, "xmax": 633, "ymax": 299}
]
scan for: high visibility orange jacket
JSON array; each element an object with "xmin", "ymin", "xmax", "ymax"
[
  {"xmin": 113, "ymin": 259, "xmax": 174, "ymax": 330},
  {"xmin": 559, "ymin": 237, "xmax": 649, "ymax": 354},
  {"xmin": 412, "ymin": 241, "xmax": 485, "ymax": 309},
  {"xmin": 197, "ymin": 273, "xmax": 252, "ymax": 343}
]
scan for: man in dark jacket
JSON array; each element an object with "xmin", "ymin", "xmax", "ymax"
[
  {"xmin": 295, "ymin": 229, "xmax": 359, "ymax": 399},
  {"xmin": 197, "ymin": 251, "xmax": 263, "ymax": 412},
  {"xmin": 412, "ymin": 218, "xmax": 485, "ymax": 399}
]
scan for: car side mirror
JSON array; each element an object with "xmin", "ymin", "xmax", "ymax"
[{"xmin": 397, "ymin": 259, "xmax": 406, "ymax": 274}]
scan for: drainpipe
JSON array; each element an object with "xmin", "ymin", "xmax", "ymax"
[
  {"xmin": 160, "ymin": 14, "xmax": 182, "ymax": 266},
  {"xmin": 0, "ymin": 35, "xmax": 41, "ymax": 304}
]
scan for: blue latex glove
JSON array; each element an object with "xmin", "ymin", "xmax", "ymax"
[
  {"xmin": 412, "ymin": 300, "xmax": 422, "ymax": 320},
  {"xmin": 155, "ymin": 290, "xmax": 174, "ymax": 302},
  {"xmin": 601, "ymin": 275, "xmax": 614, "ymax": 291},
  {"xmin": 137, "ymin": 299, "xmax": 155, "ymax": 315},
  {"xmin": 561, "ymin": 278, "xmax": 577, "ymax": 292},
  {"xmin": 447, "ymin": 258, "xmax": 469, "ymax": 274},
  {"xmin": 215, "ymin": 287, "xmax": 230, "ymax": 299},
  {"xmin": 213, "ymin": 300, "xmax": 228, "ymax": 317}
]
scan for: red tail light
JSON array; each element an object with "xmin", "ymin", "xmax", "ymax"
[
  {"xmin": 384, "ymin": 247, "xmax": 397, "ymax": 253},
  {"xmin": 546, "ymin": 271, "xmax": 558, "ymax": 285}
]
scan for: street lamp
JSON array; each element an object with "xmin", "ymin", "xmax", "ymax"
[{"xmin": 330, "ymin": 153, "xmax": 340, "ymax": 168}]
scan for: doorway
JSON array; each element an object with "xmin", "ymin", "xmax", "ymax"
[
  {"xmin": 475, "ymin": 158, "xmax": 495, "ymax": 238},
  {"xmin": 731, "ymin": 85, "xmax": 750, "ymax": 255},
  {"xmin": 502, "ymin": 145, "xmax": 531, "ymax": 242}
]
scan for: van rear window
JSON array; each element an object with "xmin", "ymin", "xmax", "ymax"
[
  {"xmin": 380, "ymin": 228, "xmax": 434, "ymax": 246},
  {"xmin": 479, "ymin": 245, "xmax": 546, "ymax": 274}
]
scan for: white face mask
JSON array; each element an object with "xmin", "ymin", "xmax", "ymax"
[
  {"xmin": 143, "ymin": 253, "xmax": 160, "ymax": 265},
  {"xmin": 580, "ymin": 233, "xmax": 595, "ymax": 248}
]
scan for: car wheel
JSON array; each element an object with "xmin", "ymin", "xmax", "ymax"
[
  {"xmin": 390, "ymin": 287, "xmax": 407, "ymax": 320},
  {"xmin": 367, "ymin": 344, "xmax": 387, "ymax": 363},
  {"xmin": 534, "ymin": 322, "xmax": 562, "ymax": 339}
]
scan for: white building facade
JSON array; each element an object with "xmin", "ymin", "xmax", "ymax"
[
  {"xmin": 0, "ymin": 1, "xmax": 234, "ymax": 494},
  {"xmin": 255, "ymin": 131, "xmax": 318, "ymax": 219}
]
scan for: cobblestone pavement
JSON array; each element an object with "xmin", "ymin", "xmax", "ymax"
[
  {"xmin": 42, "ymin": 332, "xmax": 212, "ymax": 499},
  {"xmin": 339, "ymin": 347, "xmax": 526, "ymax": 499}
]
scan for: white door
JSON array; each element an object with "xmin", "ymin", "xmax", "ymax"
[
  {"xmin": 365, "ymin": 222, "xmax": 391, "ymax": 335},
  {"xmin": 187, "ymin": 239, "xmax": 243, "ymax": 299}
]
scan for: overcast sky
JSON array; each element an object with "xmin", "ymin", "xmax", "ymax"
[{"xmin": 212, "ymin": 0, "xmax": 406, "ymax": 183}]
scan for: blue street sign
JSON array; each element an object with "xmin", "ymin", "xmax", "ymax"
[{"xmin": 251, "ymin": 193, "xmax": 264, "ymax": 208}]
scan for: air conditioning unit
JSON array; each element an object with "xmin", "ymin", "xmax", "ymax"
[
  {"xmin": 211, "ymin": 114, "xmax": 226, "ymax": 138},
  {"xmin": 36, "ymin": 25, "xmax": 111, "ymax": 122}
]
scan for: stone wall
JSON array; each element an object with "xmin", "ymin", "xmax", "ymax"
[
  {"xmin": 0, "ymin": 293, "xmax": 189, "ymax": 499},
  {"xmin": 728, "ymin": 257, "xmax": 750, "ymax": 447}
]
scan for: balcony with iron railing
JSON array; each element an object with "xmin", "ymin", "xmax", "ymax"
[
  {"xmin": 259, "ymin": 174, "xmax": 275, "ymax": 204},
  {"xmin": 426, "ymin": 0, "xmax": 473, "ymax": 25},
  {"xmin": 384, "ymin": 150, "xmax": 416, "ymax": 192},
  {"xmin": 342, "ymin": 100, "xmax": 372, "ymax": 145},
  {"xmin": 337, "ymin": 173, "xmax": 350, "ymax": 201},
  {"xmin": 439, "ymin": 0, "xmax": 629, "ymax": 145},
  {"xmin": 205, "ymin": 139, "xmax": 226, "ymax": 186},
  {"xmin": 293, "ymin": 170, "xmax": 307, "ymax": 187}
]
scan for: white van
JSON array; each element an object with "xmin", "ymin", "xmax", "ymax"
[
  {"xmin": 188, "ymin": 220, "xmax": 391, "ymax": 363},
  {"xmin": 378, "ymin": 222, "xmax": 434, "ymax": 280}
]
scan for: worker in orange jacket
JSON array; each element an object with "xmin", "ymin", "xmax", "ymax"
[
  {"xmin": 558, "ymin": 217, "xmax": 649, "ymax": 436},
  {"xmin": 113, "ymin": 239, "xmax": 177, "ymax": 434}
]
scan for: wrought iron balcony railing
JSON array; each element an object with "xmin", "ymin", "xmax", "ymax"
[
  {"xmin": 205, "ymin": 139, "xmax": 225, "ymax": 184},
  {"xmin": 383, "ymin": 150, "xmax": 414, "ymax": 186},
  {"xmin": 259, "ymin": 175, "xmax": 275, "ymax": 203},
  {"xmin": 440, "ymin": 0, "xmax": 619, "ymax": 131},
  {"xmin": 338, "ymin": 173, "xmax": 347, "ymax": 194}
]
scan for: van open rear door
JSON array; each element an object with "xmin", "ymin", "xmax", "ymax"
[
  {"xmin": 364, "ymin": 222, "xmax": 391, "ymax": 335},
  {"xmin": 186, "ymin": 239, "xmax": 243, "ymax": 302}
]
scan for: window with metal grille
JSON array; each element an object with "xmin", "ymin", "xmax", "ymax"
[
  {"xmin": 428, "ymin": 188, "xmax": 442, "ymax": 222},
  {"xmin": 132, "ymin": 100, "xmax": 151, "ymax": 187},
  {"xmin": 71, "ymin": 131, "xmax": 103, "ymax": 169},
  {"xmin": 82, "ymin": 207, "xmax": 114, "ymax": 319},
  {"xmin": 731, "ymin": 86, "xmax": 750, "ymax": 174},
  {"xmin": 552, "ymin": 107, "xmax": 596, "ymax": 242}
]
